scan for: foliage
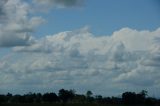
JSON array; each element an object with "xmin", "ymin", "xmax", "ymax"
[{"xmin": 0, "ymin": 89, "xmax": 159, "ymax": 105}]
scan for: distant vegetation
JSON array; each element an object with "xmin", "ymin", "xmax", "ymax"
[{"xmin": 0, "ymin": 89, "xmax": 160, "ymax": 105}]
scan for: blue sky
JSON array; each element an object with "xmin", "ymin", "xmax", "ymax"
[
  {"xmin": 0, "ymin": 0, "xmax": 160, "ymax": 97},
  {"xmin": 35, "ymin": 0, "xmax": 160, "ymax": 37}
]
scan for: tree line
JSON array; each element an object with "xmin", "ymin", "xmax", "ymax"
[{"xmin": 0, "ymin": 89, "xmax": 160, "ymax": 105}]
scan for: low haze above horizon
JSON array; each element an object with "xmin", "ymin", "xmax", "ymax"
[{"xmin": 0, "ymin": 0, "xmax": 160, "ymax": 97}]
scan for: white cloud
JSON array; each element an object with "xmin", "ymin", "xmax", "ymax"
[
  {"xmin": 0, "ymin": 0, "xmax": 45, "ymax": 47},
  {"xmin": 112, "ymin": 28, "xmax": 157, "ymax": 51},
  {"xmin": 0, "ymin": 27, "xmax": 160, "ymax": 96},
  {"xmin": 0, "ymin": 0, "xmax": 85, "ymax": 47}
]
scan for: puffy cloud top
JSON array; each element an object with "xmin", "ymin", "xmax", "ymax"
[
  {"xmin": 0, "ymin": 0, "xmax": 84, "ymax": 47},
  {"xmin": 1, "ymin": 27, "xmax": 160, "ymax": 96},
  {"xmin": 0, "ymin": 0, "xmax": 44, "ymax": 47}
]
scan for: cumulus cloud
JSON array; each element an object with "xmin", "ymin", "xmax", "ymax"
[
  {"xmin": 0, "ymin": 27, "xmax": 160, "ymax": 95},
  {"xmin": 0, "ymin": 0, "xmax": 85, "ymax": 47},
  {"xmin": 0, "ymin": 0, "xmax": 45, "ymax": 47}
]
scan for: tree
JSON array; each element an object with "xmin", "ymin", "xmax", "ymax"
[
  {"xmin": 122, "ymin": 90, "xmax": 148, "ymax": 104},
  {"xmin": 34, "ymin": 93, "xmax": 42, "ymax": 103},
  {"xmin": 58, "ymin": 89, "xmax": 75, "ymax": 103},
  {"xmin": 140, "ymin": 90, "xmax": 147, "ymax": 98},
  {"xmin": 43, "ymin": 92, "xmax": 59, "ymax": 103},
  {"xmin": 122, "ymin": 92, "xmax": 136, "ymax": 104},
  {"xmin": 136, "ymin": 90, "xmax": 148, "ymax": 104},
  {"xmin": 72, "ymin": 94, "xmax": 86, "ymax": 103},
  {"xmin": 86, "ymin": 91, "xmax": 92, "ymax": 98},
  {"xmin": 95, "ymin": 95, "xmax": 103, "ymax": 103},
  {"xmin": 6, "ymin": 93, "xmax": 12, "ymax": 103},
  {"xmin": 0, "ymin": 94, "xmax": 6, "ymax": 104},
  {"xmin": 86, "ymin": 91, "xmax": 94, "ymax": 102}
]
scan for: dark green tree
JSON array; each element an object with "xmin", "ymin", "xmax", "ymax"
[
  {"xmin": 58, "ymin": 89, "xmax": 75, "ymax": 103},
  {"xmin": 86, "ymin": 91, "xmax": 92, "ymax": 98},
  {"xmin": 43, "ymin": 92, "xmax": 59, "ymax": 103},
  {"xmin": 86, "ymin": 90, "xmax": 94, "ymax": 102},
  {"xmin": 122, "ymin": 92, "xmax": 136, "ymax": 104}
]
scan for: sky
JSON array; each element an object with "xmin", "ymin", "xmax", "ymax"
[{"xmin": 0, "ymin": 0, "xmax": 160, "ymax": 97}]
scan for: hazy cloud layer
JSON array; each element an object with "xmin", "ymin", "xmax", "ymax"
[{"xmin": 1, "ymin": 27, "xmax": 160, "ymax": 96}]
